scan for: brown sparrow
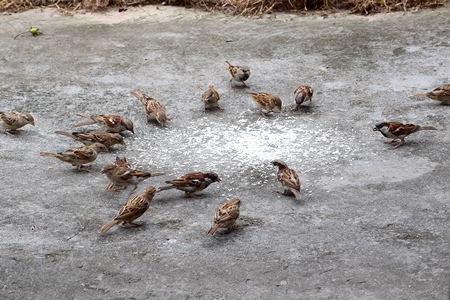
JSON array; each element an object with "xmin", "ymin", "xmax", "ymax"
[
  {"xmin": 130, "ymin": 89, "xmax": 170, "ymax": 127},
  {"xmin": 201, "ymin": 86, "xmax": 223, "ymax": 112},
  {"xmin": 206, "ymin": 198, "xmax": 241, "ymax": 235},
  {"xmin": 75, "ymin": 113, "xmax": 134, "ymax": 134},
  {"xmin": 414, "ymin": 84, "xmax": 450, "ymax": 105},
  {"xmin": 100, "ymin": 164, "xmax": 164, "ymax": 194},
  {"xmin": 99, "ymin": 186, "xmax": 157, "ymax": 233},
  {"xmin": 40, "ymin": 143, "xmax": 108, "ymax": 170},
  {"xmin": 250, "ymin": 92, "xmax": 282, "ymax": 117},
  {"xmin": 271, "ymin": 160, "xmax": 303, "ymax": 200},
  {"xmin": 114, "ymin": 156, "xmax": 131, "ymax": 168},
  {"xmin": 223, "ymin": 61, "xmax": 250, "ymax": 88},
  {"xmin": 105, "ymin": 156, "xmax": 131, "ymax": 193},
  {"xmin": 54, "ymin": 130, "xmax": 125, "ymax": 149},
  {"xmin": 0, "ymin": 111, "xmax": 35, "ymax": 136},
  {"xmin": 293, "ymin": 86, "xmax": 314, "ymax": 111},
  {"xmin": 158, "ymin": 172, "xmax": 221, "ymax": 198},
  {"xmin": 373, "ymin": 122, "xmax": 437, "ymax": 149}
]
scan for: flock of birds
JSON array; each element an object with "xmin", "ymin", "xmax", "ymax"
[{"xmin": 1, "ymin": 61, "xmax": 449, "ymax": 235}]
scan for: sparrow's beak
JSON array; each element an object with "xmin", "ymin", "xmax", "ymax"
[
  {"xmin": 373, "ymin": 127, "xmax": 379, "ymax": 131},
  {"xmin": 31, "ymin": 122, "xmax": 35, "ymax": 126},
  {"xmin": 216, "ymin": 177, "xmax": 221, "ymax": 182}
]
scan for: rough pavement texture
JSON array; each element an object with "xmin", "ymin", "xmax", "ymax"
[{"xmin": 1, "ymin": 6, "xmax": 450, "ymax": 299}]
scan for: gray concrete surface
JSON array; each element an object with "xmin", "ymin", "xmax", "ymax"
[{"xmin": 1, "ymin": 6, "xmax": 450, "ymax": 299}]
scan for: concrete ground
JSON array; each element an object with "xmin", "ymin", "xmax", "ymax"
[{"xmin": 1, "ymin": 6, "xmax": 450, "ymax": 299}]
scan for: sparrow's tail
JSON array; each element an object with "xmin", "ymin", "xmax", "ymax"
[
  {"xmin": 75, "ymin": 121, "xmax": 97, "ymax": 127},
  {"xmin": 206, "ymin": 224, "xmax": 219, "ymax": 235},
  {"xmin": 157, "ymin": 185, "xmax": 174, "ymax": 191},
  {"xmin": 291, "ymin": 188, "xmax": 303, "ymax": 201},
  {"xmin": 130, "ymin": 89, "xmax": 146, "ymax": 105},
  {"xmin": 54, "ymin": 131, "xmax": 73, "ymax": 137},
  {"xmin": 222, "ymin": 61, "xmax": 231, "ymax": 68},
  {"xmin": 39, "ymin": 152, "xmax": 57, "ymax": 157},
  {"xmin": 150, "ymin": 172, "xmax": 165, "ymax": 177},
  {"xmin": 115, "ymin": 156, "xmax": 130, "ymax": 168},
  {"xmin": 99, "ymin": 220, "xmax": 121, "ymax": 233},
  {"xmin": 76, "ymin": 113, "xmax": 93, "ymax": 120},
  {"xmin": 418, "ymin": 126, "xmax": 438, "ymax": 131},
  {"xmin": 74, "ymin": 113, "xmax": 96, "ymax": 127},
  {"xmin": 130, "ymin": 89, "xmax": 143, "ymax": 98},
  {"xmin": 130, "ymin": 89, "xmax": 156, "ymax": 107}
]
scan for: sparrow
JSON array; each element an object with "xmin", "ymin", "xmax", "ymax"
[
  {"xmin": 271, "ymin": 160, "xmax": 303, "ymax": 200},
  {"xmin": 130, "ymin": 89, "xmax": 170, "ymax": 127},
  {"xmin": 98, "ymin": 186, "xmax": 157, "ymax": 233},
  {"xmin": 206, "ymin": 198, "xmax": 241, "ymax": 235},
  {"xmin": 373, "ymin": 122, "xmax": 437, "ymax": 149},
  {"xmin": 104, "ymin": 156, "xmax": 131, "ymax": 193},
  {"xmin": 158, "ymin": 172, "xmax": 221, "ymax": 198},
  {"xmin": 54, "ymin": 130, "xmax": 126, "ymax": 149},
  {"xmin": 74, "ymin": 113, "xmax": 134, "ymax": 134},
  {"xmin": 250, "ymin": 92, "xmax": 282, "ymax": 117},
  {"xmin": 293, "ymin": 86, "xmax": 314, "ymax": 111},
  {"xmin": 223, "ymin": 61, "xmax": 250, "ymax": 88},
  {"xmin": 40, "ymin": 143, "xmax": 108, "ymax": 170},
  {"xmin": 414, "ymin": 84, "xmax": 450, "ymax": 105},
  {"xmin": 201, "ymin": 86, "xmax": 223, "ymax": 112},
  {"xmin": 114, "ymin": 156, "xmax": 131, "ymax": 168},
  {"xmin": 100, "ymin": 164, "xmax": 164, "ymax": 194},
  {"xmin": 0, "ymin": 111, "xmax": 35, "ymax": 136}
]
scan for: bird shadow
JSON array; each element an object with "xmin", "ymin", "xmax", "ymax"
[
  {"xmin": 202, "ymin": 227, "xmax": 241, "ymax": 248},
  {"xmin": 290, "ymin": 105, "xmax": 314, "ymax": 114},
  {"xmin": 201, "ymin": 106, "xmax": 225, "ymax": 114}
]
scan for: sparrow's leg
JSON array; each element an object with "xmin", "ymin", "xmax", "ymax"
[
  {"xmin": 107, "ymin": 185, "xmax": 127, "ymax": 192},
  {"xmin": 185, "ymin": 192, "xmax": 203, "ymax": 199},
  {"xmin": 384, "ymin": 139, "xmax": 397, "ymax": 144},
  {"xmin": 260, "ymin": 110, "xmax": 270, "ymax": 119},
  {"xmin": 106, "ymin": 182, "xmax": 114, "ymax": 191},
  {"xmin": 4, "ymin": 131, "xmax": 18, "ymax": 137},
  {"xmin": 391, "ymin": 139, "xmax": 405, "ymax": 150},
  {"xmin": 77, "ymin": 164, "xmax": 93, "ymax": 172},
  {"xmin": 129, "ymin": 221, "xmax": 146, "ymax": 227},
  {"xmin": 226, "ymin": 225, "xmax": 236, "ymax": 233},
  {"xmin": 275, "ymin": 189, "xmax": 287, "ymax": 195}
]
